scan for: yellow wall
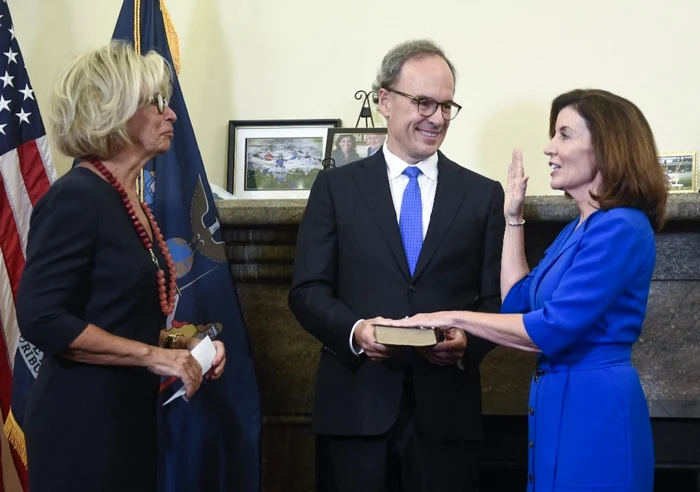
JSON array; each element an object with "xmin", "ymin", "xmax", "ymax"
[{"xmin": 9, "ymin": 0, "xmax": 700, "ymax": 196}]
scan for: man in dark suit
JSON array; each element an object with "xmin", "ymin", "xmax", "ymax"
[
  {"xmin": 289, "ymin": 39, "xmax": 505, "ymax": 492},
  {"xmin": 366, "ymin": 133, "xmax": 386, "ymax": 157}
]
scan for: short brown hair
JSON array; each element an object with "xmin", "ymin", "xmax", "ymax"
[
  {"xmin": 371, "ymin": 39, "xmax": 457, "ymax": 105},
  {"xmin": 550, "ymin": 89, "xmax": 668, "ymax": 230}
]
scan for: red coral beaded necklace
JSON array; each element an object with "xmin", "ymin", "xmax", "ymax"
[{"xmin": 92, "ymin": 160, "xmax": 177, "ymax": 317}]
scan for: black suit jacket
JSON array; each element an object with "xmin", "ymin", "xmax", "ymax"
[{"xmin": 289, "ymin": 150, "xmax": 505, "ymax": 440}]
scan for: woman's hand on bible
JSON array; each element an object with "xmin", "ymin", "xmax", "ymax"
[{"xmin": 386, "ymin": 312, "xmax": 455, "ymax": 331}]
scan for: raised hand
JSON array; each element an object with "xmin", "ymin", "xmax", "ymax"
[{"xmin": 505, "ymin": 148, "xmax": 529, "ymax": 221}]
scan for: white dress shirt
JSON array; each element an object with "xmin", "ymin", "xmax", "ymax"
[{"xmin": 349, "ymin": 144, "xmax": 439, "ymax": 355}]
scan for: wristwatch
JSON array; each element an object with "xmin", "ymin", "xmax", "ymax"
[{"xmin": 164, "ymin": 332, "xmax": 182, "ymax": 349}]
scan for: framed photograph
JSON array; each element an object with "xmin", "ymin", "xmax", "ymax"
[
  {"xmin": 659, "ymin": 153, "xmax": 697, "ymax": 193},
  {"xmin": 324, "ymin": 128, "xmax": 388, "ymax": 168},
  {"xmin": 227, "ymin": 119, "xmax": 341, "ymax": 198}
]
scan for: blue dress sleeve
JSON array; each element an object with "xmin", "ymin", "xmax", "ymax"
[
  {"xmin": 523, "ymin": 210, "xmax": 654, "ymax": 358},
  {"xmin": 16, "ymin": 179, "xmax": 98, "ymax": 357},
  {"xmin": 500, "ymin": 273, "xmax": 535, "ymax": 314}
]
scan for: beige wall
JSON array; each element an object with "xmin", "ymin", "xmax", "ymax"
[{"xmin": 9, "ymin": 0, "xmax": 700, "ymax": 196}]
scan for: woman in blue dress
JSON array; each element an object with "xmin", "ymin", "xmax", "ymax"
[{"xmin": 385, "ymin": 89, "xmax": 668, "ymax": 491}]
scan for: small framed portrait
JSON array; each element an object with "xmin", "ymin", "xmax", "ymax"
[
  {"xmin": 227, "ymin": 119, "xmax": 341, "ymax": 198},
  {"xmin": 659, "ymin": 153, "xmax": 697, "ymax": 193},
  {"xmin": 323, "ymin": 128, "xmax": 388, "ymax": 168}
]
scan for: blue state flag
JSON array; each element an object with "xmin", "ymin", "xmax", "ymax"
[{"xmin": 112, "ymin": 2, "xmax": 261, "ymax": 490}]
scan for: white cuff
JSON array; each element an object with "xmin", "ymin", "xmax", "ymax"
[{"xmin": 349, "ymin": 319, "xmax": 365, "ymax": 356}]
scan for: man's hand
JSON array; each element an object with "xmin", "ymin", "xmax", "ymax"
[
  {"xmin": 416, "ymin": 328, "xmax": 467, "ymax": 366},
  {"xmin": 353, "ymin": 317, "xmax": 406, "ymax": 362}
]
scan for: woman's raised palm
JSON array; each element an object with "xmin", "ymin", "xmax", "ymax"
[{"xmin": 505, "ymin": 149, "xmax": 529, "ymax": 219}]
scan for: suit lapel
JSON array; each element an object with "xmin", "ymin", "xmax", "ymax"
[
  {"xmin": 413, "ymin": 154, "xmax": 470, "ymax": 279},
  {"xmin": 352, "ymin": 153, "xmax": 411, "ymax": 281}
]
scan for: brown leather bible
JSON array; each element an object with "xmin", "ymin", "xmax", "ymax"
[{"xmin": 372, "ymin": 324, "xmax": 441, "ymax": 346}]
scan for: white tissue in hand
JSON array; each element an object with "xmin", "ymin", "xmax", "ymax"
[{"xmin": 162, "ymin": 336, "xmax": 216, "ymax": 406}]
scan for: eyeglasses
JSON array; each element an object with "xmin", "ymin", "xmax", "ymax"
[
  {"xmin": 386, "ymin": 88, "xmax": 462, "ymax": 121},
  {"xmin": 149, "ymin": 93, "xmax": 169, "ymax": 114}
]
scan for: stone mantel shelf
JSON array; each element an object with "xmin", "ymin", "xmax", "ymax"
[{"xmin": 217, "ymin": 194, "xmax": 700, "ymax": 226}]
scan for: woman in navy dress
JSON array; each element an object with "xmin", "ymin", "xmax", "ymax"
[
  {"xmin": 386, "ymin": 89, "xmax": 668, "ymax": 491},
  {"xmin": 16, "ymin": 42, "xmax": 226, "ymax": 492}
]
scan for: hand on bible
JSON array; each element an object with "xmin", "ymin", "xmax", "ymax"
[
  {"xmin": 416, "ymin": 328, "xmax": 467, "ymax": 366},
  {"xmin": 354, "ymin": 317, "xmax": 406, "ymax": 361},
  {"xmin": 385, "ymin": 313, "xmax": 466, "ymax": 366}
]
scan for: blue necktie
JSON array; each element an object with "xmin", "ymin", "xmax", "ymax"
[{"xmin": 400, "ymin": 166, "xmax": 423, "ymax": 276}]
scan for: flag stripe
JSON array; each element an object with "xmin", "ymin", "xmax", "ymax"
[
  {"xmin": 18, "ymin": 139, "xmax": 51, "ymax": 206},
  {"xmin": 0, "ymin": 252, "xmax": 17, "ymax": 388},
  {"xmin": 0, "ymin": 252, "xmax": 19, "ymax": 368},
  {"xmin": 0, "ymin": 167, "xmax": 23, "ymax": 387},
  {"xmin": 35, "ymin": 135, "xmax": 57, "ymax": 185},
  {"xmin": 0, "ymin": 253, "xmax": 16, "ymax": 417},
  {"xmin": 0, "ymin": 170, "xmax": 25, "ymax": 300},
  {"xmin": 2, "ymin": 150, "xmax": 31, "ymax": 257}
]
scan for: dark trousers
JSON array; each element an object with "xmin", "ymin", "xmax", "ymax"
[{"xmin": 321, "ymin": 377, "xmax": 480, "ymax": 492}]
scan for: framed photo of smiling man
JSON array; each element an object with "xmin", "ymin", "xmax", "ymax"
[{"xmin": 323, "ymin": 128, "xmax": 388, "ymax": 168}]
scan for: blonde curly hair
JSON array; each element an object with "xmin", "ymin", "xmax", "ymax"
[{"xmin": 49, "ymin": 40, "xmax": 172, "ymax": 160}]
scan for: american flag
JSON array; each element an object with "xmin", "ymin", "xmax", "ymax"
[{"xmin": 0, "ymin": 0, "xmax": 56, "ymax": 489}]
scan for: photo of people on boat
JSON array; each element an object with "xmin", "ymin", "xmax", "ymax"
[{"xmin": 245, "ymin": 137, "xmax": 324, "ymax": 190}]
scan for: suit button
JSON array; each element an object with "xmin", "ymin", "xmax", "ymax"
[
  {"xmin": 409, "ymin": 283, "xmax": 417, "ymax": 292},
  {"xmin": 528, "ymin": 407, "xmax": 534, "ymax": 415},
  {"xmin": 528, "ymin": 474, "xmax": 534, "ymax": 483},
  {"xmin": 529, "ymin": 440, "xmax": 534, "ymax": 448}
]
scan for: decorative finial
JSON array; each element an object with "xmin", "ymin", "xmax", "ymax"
[{"xmin": 355, "ymin": 90, "xmax": 375, "ymax": 128}]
